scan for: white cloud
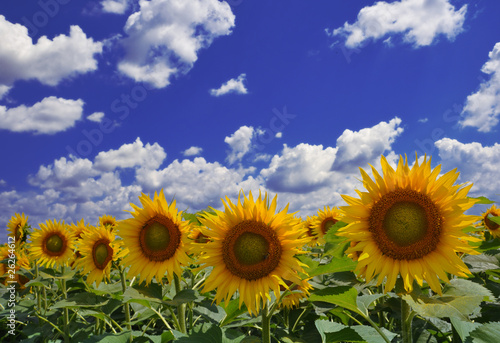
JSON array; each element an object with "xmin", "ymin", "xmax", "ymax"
[
  {"xmin": 0, "ymin": 16, "xmax": 102, "ymax": 87},
  {"xmin": 459, "ymin": 42, "xmax": 500, "ymax": 132},
  {"xmin": 331, "ymin": 0, "xmax": 467, "ymax": 48},
  {"xmin": 225, "ymin": 126, "xmax": 254, "ymax": 164},
  {"xmin": 101, "ymin": 0, "xmax": 131, "ymax": 14},
  {"xmin": 261, "ymin": 143, "xmax": 337, "ymax": 194},
  {"xmin": 275, "ymin": 132, "xmax": 283, "ymax": 138},
  {"xmin": 182, "ymin": 146, "xmax": 203, "ymax": 156},
  {"xmin": 435, "ymin": 138, "xmax": 500, "ymax": 199},
  {"xmin": 210, "ymin": 73, "xmax": 248, "ymax": 96},
  {"xmin": 0, "ymin": 85, "xmax": 10, "ymax": 100},
  {"xmin": 331, "ymin": 117, "xmax": 403, "ymax": 172},
  {"xmin": 118, "ymin": 0, "xmax": 235, "ymax": 88},
  {"xmin": 87, "ymin": 112, "xmax": 105, "ymax": 123},
  {"xmin": 94, "ymin": 137, "xmax": 166, "ymax": 171},
  {"xmin": 0, "ymin": 96, "xmax": 84, "ymax": 134},
  {"xmin": 418, "ymin": 117, "xmax": 428, "ymax": 123}
]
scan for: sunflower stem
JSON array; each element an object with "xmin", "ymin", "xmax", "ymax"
[
  {"xmin": 174, "ymin": 273, "xmax": 187, "ymax": 334},
  {"xmin": 60, "ymin": 266, "xmax": 70, "ymax": 343},
  {"xmin": 35, "ymin": 263, "xmax": 42, "ymax": 313},
  {"xmin": 401, "ymin": 297, "xmax": 414, "ymax": 343},
  {"xmin": 119, "ymin": 266, "xmax": 133, "ymax": 342},
  {"xmin": 261, "ymin": 301, "xmax": 272, "ymax": 343}
]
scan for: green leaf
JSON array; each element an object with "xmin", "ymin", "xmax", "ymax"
[
  {"xmin": 164, "ymin": 289, "xmax": 200, "ymax": 306},
  {"xmin": 307, "ymin": 257, "xmax": 357, "ymax": 278},
  {"xmin": 308, "ymin": 286, "xmax": 361, "ymax": 316},
  {"xmin": 356, "ymin": 294, "xmax": 386, "ymax": 316},
  {"xmin": 469, "ymin": 196, "xmax": 496, "ymax": 205},
  {"xmin": 175, "ymin": 323, "xmax": 245, "ymax": 343},
  {"xmin": 182, "ymin": 212, "xmax": 201, "ymax": 225},
  {"xmin": 82, "ymin": 330, "xmax": 132, "ymax": 342},
  {"xmin": 220, "ymin": 298, "xmax": 249, "ymax": 326},
  {"xmin": 314, "ymin": 319, "xmax": 396, "ymax": 343},
  {"xmin": 467, "ymin": 322, "xmax": 500, "ymax": 343},
  {"xmin": 351, "ymin": 325, "xmax": 398, "ymax": 343},
  {"xmin": 51, "ymin": 293, "xmax": 109, "ymax": 309},
  {"xmin": 450, "ymin": 318, "xmax": 481, "ymax": 342},
  {"xmin": 39, "ymin": 268, "xmax": 76, "ymax": 280},
  {"xmin": 403, "ymin": 279, "xmax": 493, "ymax": 320},
  {"xmin": 489, "ymin": 216, "xmax": 500, "ymax": 225},
  {"xmin": 463, "ymin": 254, "xmax": 500, "ymax": 273},
  {"xmin": 315, "ymin": 320, "xmax": 348, "ymax": 343}
]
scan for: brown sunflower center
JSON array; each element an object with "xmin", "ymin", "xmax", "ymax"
[
  {"xmin": 369, "ymin": 189, "xmax": 442, "ymax": 260},
  {"xmin": 485, "ymin": 214, "xmax": 499, "ymax": 231},
  {"xmin": 42, "ymin": 233, "xmax": 67, "ymax": 256},
  {"xmin": 92, "ymin": 239, "xmax": 113, "ymax": 270},
  {"xmin": 139, "ymin": 215, "xmax": 181, "ymax": 262},
  {"xmin": 321, "ymin": 218, "xmax": 338, "ymax": 235},
  {"xmin": 222, "ymin": 220, "xmax": 282, "ymax": 281}
]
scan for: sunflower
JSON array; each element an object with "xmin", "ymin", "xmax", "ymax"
[
  {"xmin": 482, "ymin": 205, "xmax": 500, "ymax": 239},
  {"xmin": 197, "ymin": 191, "xmax": 309, "ymax": 315},
  {"xmin": 29, "ymin": 220, "xmax": 75, "ymax": 269},
  {"xmin": 303, "ymin": 216, "xmax": 318, "ymax": 246},
  {"xmin": 76, "ymin": 226, "xmax": 124, "ymax": 286},
  {"xmin": 310, "ymin": 206, "xmax": 344, "ymax": 245},
  {"xmin": 7, "ymin": 213, "xmax": 28, "ymax": 243},
  {"xmin": 99, "ymin": 215, "xmax": 117, "ymax": 230},
  {"xmin": 338, "ymin": 154, "xmax": 480, "ymax": 294},
  {"xmin": 0, "ymin": 245, "xmax": 31, "ymax": 287},
  {"xmin": 70, "ymin": 218, "xmax": 91, "ymax": 240},
  {"xmin": 279, "ymin": 276, "xmax": 313, "ymax": 309},
  {"xmin": 117, "ymin": 190, "xmax": 192, "ymax": 284}
]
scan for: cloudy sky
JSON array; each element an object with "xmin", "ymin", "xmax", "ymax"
[{"xmin": 1, "ymin": 0, "xmax": 499, "ymax": 242}]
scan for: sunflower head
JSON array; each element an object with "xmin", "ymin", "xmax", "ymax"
[
  {"xmin": 311, "ymin": 206, "xmax": 344, "ymax": 245},
  {"xmin": 99, "ymin": 215, "xmax": 117, "ymax": 230},
  {"xmin": 117, "ymin": 190, "xmax": 192, "ymax": 284},
  {"xmin": 279, "ymin": 276, "xmax": 313, "ymax": 309},
  {"xmin": 338, "ymin": 154, "xmax": 480, "ymax": 294},
  {"xmin": 29, "ymin": 219, "xmax": 75, "ymax": 269},
  {"xmin": 76, "ymin": 226, "xmax": 125, "ymax": 287},
  {"xmin": 482, "ymin": 205, "xmax": 500, "ymax": 239},
  {"xmin": 197, "ymin": 190, "xmax": 309, "ymax": 316},
  {"xmin": 7, "ymin": 213, "xmax": 29, "ymax": 243},
  {"xmin": 0, "ymin": 245, "xmax": 31, "ymax": 288}
]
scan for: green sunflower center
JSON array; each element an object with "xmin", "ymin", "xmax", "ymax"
[
  {"xmin": 46, "ymin": 234, "xmax": 64, "ymax": 253},
  {"xmin": 222, "ymin": 220, "xmax": 282, "ymax": 281},
  {"xmin": 139, "ymin": 215, "xmax": 181, "ymax": 262},
  {"xmin": 369, "ymin": 189, "xmax": 442, "ymax": 260},
  {"xmin": 383, "ymin": 202, "xmax": 428, "ymax": 246},
  {"xmin": 92, "ymin": 240, "xmax": 113, "ymax": 270},
  {"xmin": 234, "ymin": 232, "xmax": 269, "ymax": 265},
  {"xmin": 321, "ymin": 218, "xmax": 338, "ymax": 235}
]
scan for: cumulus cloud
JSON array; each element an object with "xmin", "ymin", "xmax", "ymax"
[
  {"xmin": 330, "ymin": 0, "xmax": 467, "ymax": 48},
  {"xmin": 210, "ymin": 73, "xmax": 248, "ymax": 96},
  {"xmin": 0, "ymin": 96, "xmax": 84, "ymax": 134},
  {"xmin": 182, "ymin": 146, "xmax": 203, "ymax": 156},
  {"xmin": 435, "ymin": 138, "xmax": 500, "ymax": 199},
  {"xmin": 118, "ymin": 0, "xmax": 235, "ymax": 88},
  {"xmin": 225, "ymin": 126, "xmax": 255, "ymax": 164},
  {"xmin": 0, "ymin": 16, "xmax": 102, "ymax": 87},
  {"xmin": 459, "ymin": 42, "xmax": 500, "ymax": 132},
  {"xmin": 87, "ymin": 112, "xmax": 105, "ymax": 123},
  {"xmin": 331, "ymin": 117, "xmax": 403, "ymax": 172},
  {"xmin": 94, "ymin": 137, "xmax": 166, "ymax": 171},
  {"xmin": 101, "ymin": 0, "xmax": 131, "ymax": 14}
]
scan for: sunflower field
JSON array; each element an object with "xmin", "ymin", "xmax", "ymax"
[{"xmin": 1, "ymin": 154, "xmax": 500, "ymax": 343}]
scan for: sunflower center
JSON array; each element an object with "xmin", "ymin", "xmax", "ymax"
[
  {"xmin": 46, "ymin": 234, "xmax": 64, "ymax": 253},
  {"xmin": 92, "ymin": 239, "xmax": 113, "ymax": 270},
  {"xmin": 222, "ymin": 220, "xmax": 282, "ymax": 281},
  {"xmin": 139, "ymin": 215, "xmax": 181, "ymax": 262},
  {"xmin": 485, "ymin": 214, "xmax": 499, "ymax": 231},
  {"xmin": 369, "ymin": 189, "xmax": 442, "ymax": 260},
  {"xmin": 321, "ymin": 218, "xmax": 338, "ymax": 235}
]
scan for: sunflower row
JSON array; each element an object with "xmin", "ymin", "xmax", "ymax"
[{"xmin": 3, "ymin": 154, "xmax": 500, "ymax": 316}]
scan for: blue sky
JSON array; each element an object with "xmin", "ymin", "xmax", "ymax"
[{"xmin": 1, "ymin": 0, "xmax": 500, "ymax": 242}]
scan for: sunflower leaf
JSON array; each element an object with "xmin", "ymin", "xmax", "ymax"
[
  {"xmin": 402, "ymin": 279, "xmax": 493, "ymax": 320},
  {"xmin": 463, "ymin": 254, "xmax": 500, "ymax": 273},
  {"xmin": 308, "ymin": 286, "xmax": 362, "ymax": 316},
  {"xmin": 467, "ymin": 322, "xmax": 500, "ymax": 343},
  {"xmin": 449, "ymin": 317, "xmax": 481, "ymax": 342},
  {"xmin": 220, "ymin": 298, "xmax": 249, "ymax": 326},
  {"xmin": 307, "ymin": 257, "xmax": 357, "ymax": 278},
  {"xmin": 469, "ymin": 196, "xmax": 496, "ymax": 205},
  {"xmin": 356, "ymin": 294, "xmax": 386, "ymax": 317},
  {"xmin": 314, "ymin": 319, "xmax": 396, "ymax": 343},
  {"xmin": 489, "ymin": 216, "xmax": 500, "ymax": 225}
]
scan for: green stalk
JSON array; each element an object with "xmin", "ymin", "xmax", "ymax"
[
  {"xmin": 60, "ymin": 267, "xmax": 70, "ymax": 343},
  {"xmin": 119, "ymin": 266, "xmax": 133, "ymax": 342},
  {"xmin": 261, "ymin": 301, "xmax": 271, "ymax": 343},
  {"xmin": 35, "ymin": 263, "xmax": 41, "ymax": 313},
  {"xmin": 174, "ymin": 273, "xmax": 187, "ymax": 334},
  {"xmin": 401, "ymin": 298, "xmax": 414, "ymax": 343}
]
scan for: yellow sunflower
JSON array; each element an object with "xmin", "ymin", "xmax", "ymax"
[
  {"xmin": 197, "ymin": 191, "xmax": 309, "ymax": 316},
  {"xmin": 69, "ymin": 219, "xmax": 91, "ymax": 268},
  {"xmin": 76, "ymin": 226, "xmax": 124, "ymax": 286},
  {"xmin": 7, "ymin": 213, "xmax": 28, "ymax": 243},
  {"xmin": 338, "ymin": 154, "xmax": 480, "ymax": 294},
  {"xmin": 117, "ymin": 190, "xmax": 192, "ymax": 284},
  {"xmin": 99, "ymin": 215, "xmax": 117, "ymax": 230},
  {"xmin": 482, "ymin": 205, "xmax": 500, "ymax": 239},
  {"xmin": 0, "ymin": 245, "xmax": 31, "ymax": 288},
  {"xmin": 279, "ymin": 276, "xmax": 313, "ymax": 309},
  {"xmin": 310, "ymin": 206, "xmax": 344, "ymax": 245},
  {"xmin": 303, "ymin": 216, "xmax": 318, "ymax": 246},
  {"xmin": 29, "ymin": 220, "xmax": 75, "ymax": 269}
]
